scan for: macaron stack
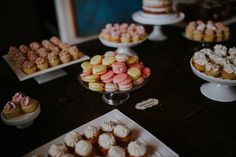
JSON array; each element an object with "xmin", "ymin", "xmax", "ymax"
[{"xmin": 80, "ymin": 51, "xmax": 151, "ymax": 92}]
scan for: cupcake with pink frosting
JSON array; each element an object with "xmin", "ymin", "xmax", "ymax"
[
  {"xmin": 48, "ymin": 52, "xmax": 60, "ymax": 67},
  {"xmin": 35, "ymin": 57, "xmax": 49, "ymax": 70},
  {"xmin": 20, "ymin": 96, "xmax": 38, "ymax": 113},
  {"xmin": 2, "ymin": 101, "xmax": 21, "ymax": 119},
  {"xmin": 22, "ymin": 60, "xmax": 37, "ymax": 74}
]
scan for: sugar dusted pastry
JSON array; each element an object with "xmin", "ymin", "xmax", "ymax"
[
  {"xmin": 2, "ymin": 101, "xmax": 21, "ymax": 119},
  {"xmin": 75, "ymin": 140, "xmax": 93, "ymax": 157},
  {"xmin": 107, "ymin": 146, "xmax": 126, "ymax": 157},
  {"xmin": 48, "ymin": 144, "xmax": 68, "ymax": 157},
  {"xmin": 98, "ymin": 133, "xmax": 116, "ymax": 154},
  {"xmin": 127, "ymin": 140, "xmax": 147, "ymax": 157},
  {"xmin": 20, "ymin": 96, "xmax": 38, "ymax": 113}
]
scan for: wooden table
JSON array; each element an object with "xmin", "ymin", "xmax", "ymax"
[{"xmin": 0, "ymin": 25, "xmax": 235, "ymax": 157}]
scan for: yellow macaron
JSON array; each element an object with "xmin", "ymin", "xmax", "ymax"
[
  {"xmin": 127, "ymin": 67, "xmax": 141, "ymax": 80},
  {"xmin": 89, "ymin": 82, "xmax": 104, "ymax": 91},
  {"xmin": 82, "ymin": 75, "xmax": 99, "ymax": 83},
  {"xmin": 92, "ymin": 65, "xmax": 107, "ymax": 75},
  {"xmin": 90, "ymin": 55, "xmax": 102, "ymax": 66},
  {"xmin": 81, "ymin": 61, "xmax": 92, "ymax": 72},
  {"xmin": 102, "ymin": 56, "xmax": 115, "ymax": 66},
  {"xmin": 126, "ymin": 55, "xmax": 139, "ymax": 64}
]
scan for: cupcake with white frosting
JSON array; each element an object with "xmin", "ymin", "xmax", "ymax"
[
  {"xmin": 113, "ymin": 124, "xmax": 132, "ymax": 144},
  {"xmin": 75, "ymin": 140, "xmax": 93, "ymax": 157},
  {"xmin": 127, "ymin": 140, "xmax": 147, "ymax": 157},
  {"xmin": 98, "ymin": 133, "xmax": 116, "ymax": 154},
  {"xmin": 48, "ymin": 144, "xmax": 68, "ymax": 157},
  {"xmin": 107, "ymin": 145, "xmax": 126, "ymax": 157},
  {"xmin": 84, "ymin": 125, "xmax": 100, "ymax": 144},
  {"xmin": 101, "ymin": 120, "xmax": 117, "ymax": 133},
  {"xmin": 64, "ymin": 131, "xmax": 82, "ymax": 153},
  {"xmin": 221, "ymin": 64, "xmax": 236, "ymax": 80}
]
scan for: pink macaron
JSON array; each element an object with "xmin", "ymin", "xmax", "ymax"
[
  {"xmin": 80, "ymin": 70, "xmax": 92, "ymax": 78},
  {"xmin": 100, "ymin": 70, "xmax": 115, "ymax": 83},
  {"xmin": 128, "ymin": 62, "xmax": 144, "ymax": 71},
  {"xmin": 112, "ymin": 62, "xmax": 127, "ymax": 74},
  {"xmin": 105, "ymin": 83, "xmax": 118, "ymax": 92},
  {"xmin": 142, "ymin": 67, "xmax": 151, "ymax": 78},
  {"xmin": 132, "ymin": 76, "xmax": 144, "ymax": 85},
  {"xmin": 118, "ymin": 83, "xmax": 132, "ymax": 91},
  {"xmin": 118, "ymin": 76, "xmax": 132, "ymax": 86},
  {"xmin": 113, "ymin": 73, "xmax": 129, "ymax": 85}
]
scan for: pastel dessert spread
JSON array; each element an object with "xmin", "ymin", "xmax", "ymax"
[
  {"xmin": 192, "ymin": 44, "xmax": 236, "ymax": 80},
  {"xmin": 7, "ymin": 36, "xmax": 84, "ymax": 74},
  {"xmin": 185, "ymin": 20, "xmax": 230, "ymax": 42},
  {"xmin": 31, "ymin": 120, "xmax": 152, "ymax": 156},
  {"xmin": 100, "ymin": 23, "xmax": 147, "ymax": 43},
  {"xmin": 1, "ymin": 92, "xmax": 39, "ymax": 119},
  {"xmin": 80, "ymin": 51, "xmax": 151, "ymax": 92}
]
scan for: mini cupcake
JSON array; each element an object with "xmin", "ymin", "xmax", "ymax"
[
  {"xmin": 14, "ymin": 53, "xmax": 26, "ymax": 69},
  {"xmin": 111, "ymin": 32, "xmax": 120, "ymax": 43},
  {"xmin": 192, "ymin": 57, "xmax": 208, "ymax": 72},
  {"xmin": 68, "ymin": 46, "xmax": 82, "ymax": 60},
  {"xmin": 113, "ymin": 124, "xmax": 132, "ymax": 144},
  {"xmin": 221, "ymin": 64, "xmax": 236, "ymax": 80},
  {"xmin": 30, "ymin": 42, "xmax": 41, "ymax": 51},
  {"xmin": 204, "ymin": 29, "xmax": 214, "ymax": 42},
  {"xmin": 48, "ymin": 144, "xmax": 68, "ymax": 157},
  {"xmin": 22, "ymin": 61, "xmax": 37, "ymax": 74},
  {"xmin": 35, "ymin": 57, "xmax": 49, "ymax": 70},
  {"xmin": 20, "ymin": 96, "xmax": 38, "ymax": 113},
  {"xmin": 2, "ymin": 101, "xmax": 21, "ymax": 119},
  {"xmin": 204, "ymin": 63, "xmax": 220, "ymax": 77},
  {"xmin": 64, "ymin": 131, "xmax": 82, "ymax": 153},
  {"xmin": 37, "ymin": 47, "xmax": 48, "ymax": 58},
  {"xmin": 185, "ymin": 21, "xmax": 196, "ymax": 39},
  {"xmin": 19, "ymin": 44, "xmax": 30, "ymax": 54},
  {"xmin": 215, "ymin": 29, "xmax": 223, "ymax": 42},
  {"xmin": 59, "ymin": 42, "xmax": 70, "ymax": 50},
  {"xmin": 193, "ymin": 29, "xmax": 203, "ymax": 41},
  {"xmin": 74, "ymin": 140, "xmax": 93, "ymax": 157},
  {"xmin": 127, "ymin": 140, "xmax": 147, "ymax": 157},
  {"xmin": 8, "ymin": 46, "xmax": 18, "ymax": 60},
  {"xmin": 107, "ymin": 146, "xmax": 126, "ymax": 157},
  {"xmin": 27, "ymin": 51, "xmax": 38, "ymax": 62},
  {"xmin": 47, "ymin": 52, "xmax": 60, "ymax": 67},
  {"xmin": 59, "ymin": 50, "xmax": 71, "ymax": 63},
  {"xmin": 50, "ymin": 36, "xmax": 61, "ymax": 46},
  {"xmin": 120, "ymin": 33, "xmax": 131, "ymax": 43},
  {"xmin": 98, "ymin": 133, "xmax": 116, "ymax": 154},
  {"xmin": 101, "ymin": 120, "xmax": 117, "ymax": 133},
  {"xmin": 222, "ymin": 25, "xmax": 230, "ymax": 40},
  {"xmin": 84, "ymin": 125, "xmax": 100, "ymax": 144},
  {"xmin": 12, "ymin": 92, "xmax": 25, "ymax": 105}
]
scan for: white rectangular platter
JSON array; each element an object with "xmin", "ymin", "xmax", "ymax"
[
  {"xmin": 2, "ymin": 54, "xmax": 90, "ymax": 81},
  {"xmin": 23, "ymin": 109, "xmax": 179, "ymax": 157}
]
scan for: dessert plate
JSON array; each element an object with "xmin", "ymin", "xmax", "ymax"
[
  {"xmin": 2, "ymin": 55, "xmax": 90, "ymax": 82},
  {"xmin": 23, "ymin": 109, "xmax": 179, "ymax": 157},
  {"xmin": 1, "ymin": 103, "xmax": 41, "ymax": 129},
  {"xmin": 190, "ymin": 59, "xmax": 236, "ymax": 102},
  {"xmin": 78, "ymin": 75, "xmax": 148, "ymax": 105},
  {"xmin": 99, "ymin": 35, "xmax": 147, "ymax": 56}
]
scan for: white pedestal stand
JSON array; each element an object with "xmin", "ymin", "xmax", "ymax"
[
  {"xmin": 190, "ymin": 59, "xmax": 236, "ymax": 102},
  {"xmin": 132, "ymin": 11, "xmax": 185, "ymax": 41}
]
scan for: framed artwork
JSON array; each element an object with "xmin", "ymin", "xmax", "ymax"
[{"xmin": 54, "ymin": 0, "xmax": 141, "ymax": 44}]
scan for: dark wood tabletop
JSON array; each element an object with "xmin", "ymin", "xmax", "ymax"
[{"xmin": 0, "ymin": 25, "xmax": 236, "ymax": 157}]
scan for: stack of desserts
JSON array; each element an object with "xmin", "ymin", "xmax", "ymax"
[
  {"xmin": 80, "ymin": 51, "xmax": 151, "ymax": 92},
  {"xmin": 34, "ymin": 120, "xmax": 149, "ymax": 157},
  {"xmin": 185, "ymin": 20, "xmax": 230, "ymax": 42},
  {"xmin": 192, "ymin": 44, "xmax": 236, "ymax": 80},
  {"xmin": 142, "ymin": 0, "xmax": 173, "ymax": 14},
  {"xmin": 1, "ymin": 92, "xmax": 39, "ymax": 119},
  {"xmin": 100, "ymin": 23, "xmax": 147, "ymax": 43},
  {"xmin": 7, "ymin": 36, "xmax": 83, "ymax": 74}
]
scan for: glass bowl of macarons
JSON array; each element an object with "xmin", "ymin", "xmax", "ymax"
[
  {"xmin": 78, "ymin": 51, "xmax": 151, "ymax": 105},
  {"xmin": 99, "ymin": 23, "xmax": 148, "ymax": 56},
  {"xmin": 1, "ymin": 92, "xmax": 41, "ymax": 129},
  {"xmin": 190, "ymin": 44, "xmax": 236, "ymax": 102}
]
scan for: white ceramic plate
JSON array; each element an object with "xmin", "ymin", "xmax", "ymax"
[
  {"xmin": 2, "ymin": 55, "xmax": 90, "ymax": 81},
  {"xmin": 23, "ymin": 109, "xmax": 179, "ymax": 157},
  {"xmin": 1, "ymin": 104, "xmax": 41, "ymax": 129}
]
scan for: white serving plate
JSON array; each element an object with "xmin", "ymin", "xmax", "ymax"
[
  {"xmin": 23, "ymin": 109, "xmax": 179, "ymax": 157},
  {"xmin": 2, "ymin": 55, "xmax": 90, "ymax": 81}
]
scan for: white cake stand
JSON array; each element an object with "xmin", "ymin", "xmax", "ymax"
[
  {"xmin": 190, "ymin": 59, "xmax": 236, "ymax": 102},
  {"xmin": 99, "ymin": 35, "xmax": 147, "ymax": 56},
  {"xmin": 132, "ymin": 11, "xmax": 185, "ymax": 41}
]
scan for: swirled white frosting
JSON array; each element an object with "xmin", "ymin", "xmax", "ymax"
[
  {"xmin": 101, "ymin": 121, "xmax": 117, "ymax": 132},
  {"xmin": 113, "ymin": 124, "xmax": 130, "ymax": 138},
  {"xmin": 128, "ymin": 140, "xmax": 147, "ymax": 157},
  {"xmin": 75, "ymin": 140, "xmax": 92, "ymax": 156},
  {"xmin": 201, "ymin": 48, "xmax": 213, "ymax": 56},
  {"xmin": 205, "ymin": 62, "xmax": 213, "ymax": 71},
  {"xmin": 223, "ymin": 64, "xmax": 234, "ymax": 73},
  {"xmin": 228, "ymin": 47, "xmax": 236, "ymax": 56},
  {"xmin": 193, "ymin": 51, "xmax": 206, "ymax": 59},
  {"xmin": 107, "ymin": 146, "xmax": 126, "ymax": 157},
  {"xmin": 214, "ymin": 44, "xmax": 227, "ymax": 57},
  {"xmin": 98, "ymin": 133, "xmax": 116, "ymax": 149},
  {"xmin": 84, "ymin": 125, "xmax": 99, "ymax": 139},
  {"xmin": 194, "ymin": 58, "xmax": 208, "ymax": 65},
  {"xmin": 64, "ymin": 131, "xmax": 82, "ymax": 147},
  {"xmin": 48, "ymin": 144, "xmax": 67, "ymax": 157}
]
